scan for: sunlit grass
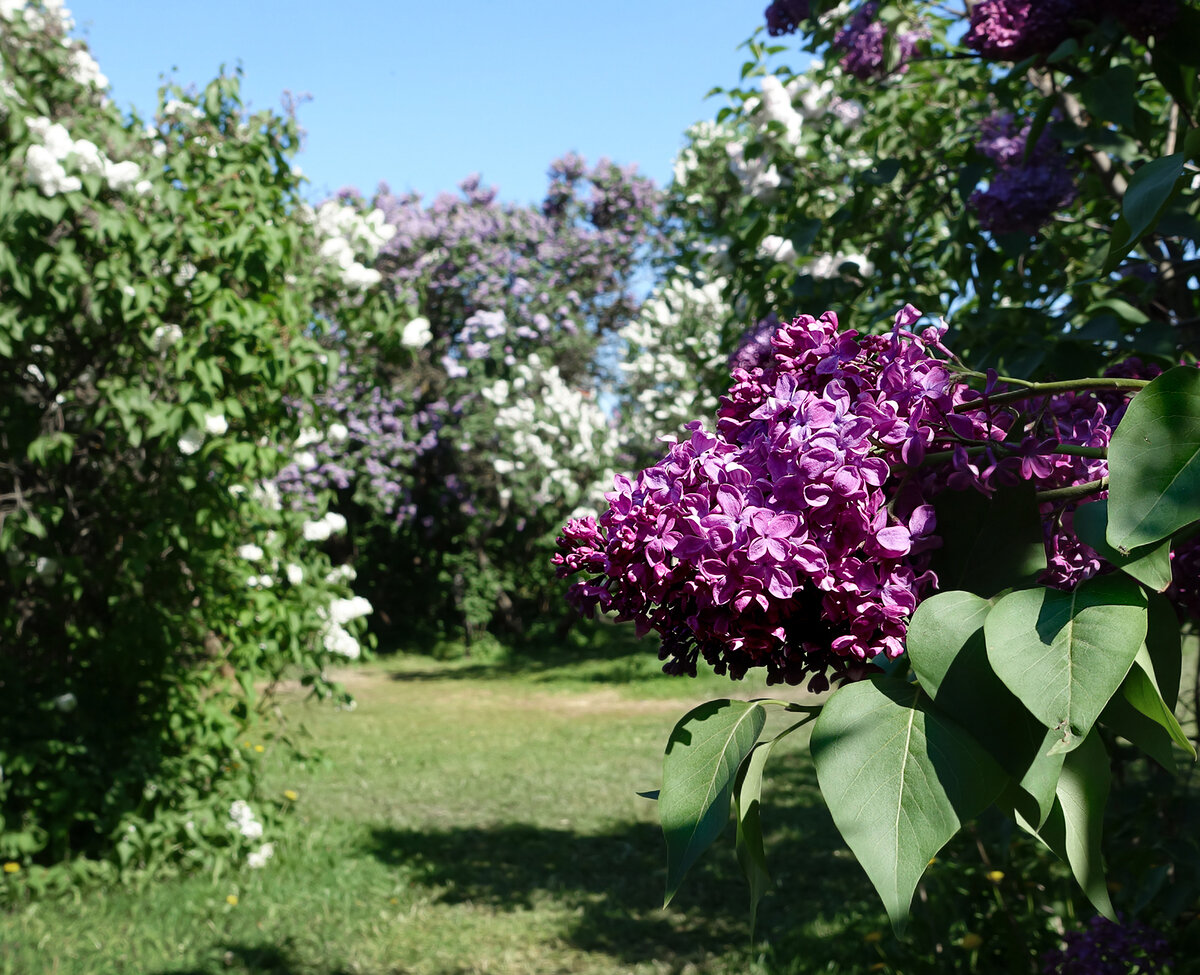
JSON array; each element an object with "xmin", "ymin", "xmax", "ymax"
[{"xmin": 0, "ymin": 620, "xmax": 891, "ymax": 975}]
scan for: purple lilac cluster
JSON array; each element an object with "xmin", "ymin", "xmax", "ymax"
[
  {"xmin": 729, "ymin": 314, "xmax": 781, "ymax": 374},
  {"xmin": 1041, "ymin": 914, "xmax": 1172, "ymax": 974},
  {"xmin": 557, "ymin": 307, "xmax": 1199, "ymax": 685},
  {"xmin": 966, "ymin": 0, "xmax": 1179, "ymax": 60},
  {"xmin": 275, "ymin": 361, "xmax": 457, "ymax": 526},
  {"xmin": 969, "ymin": 112, "xmax": 1077, "ymax": 236},
  {"xmin": 764, "ymin": 0, "xmax": 810, "ymax": 36},
  {"xmin": 374, "ymin": 160, "xmax": 660, "ymax": 368},
  {"xmin": 556, "ymin": 306, "xmax": 1010, "ymax": 689},
  {"xmin": 833, "ymin": 2, "xmax": 926, "ymax": 80}
]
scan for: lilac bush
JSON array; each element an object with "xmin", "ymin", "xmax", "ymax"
[
  {"xmin": 286, "ymin": 160, "xmax": 666, "ymax": 640},
  {"xmin": 557, "ymin": 305, "xmax": 1199, "ymax": 688}
]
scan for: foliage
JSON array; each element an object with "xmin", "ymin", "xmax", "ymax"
[
  {"xmin": 672, "ymin": 0, "xmax": 1198, "ymax": 375},
  {"xmin": 557, "ymin": 0, "xmax": 1200, "ymax": 962},
  {"xmin": 0, "ymin": 1, "xmax": 372, "ymax": 889}
]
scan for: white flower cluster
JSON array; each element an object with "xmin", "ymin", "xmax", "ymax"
[
  {"xmin": 617, "ymin": 273, "xmax": 726, "ymax": 452},
  {"xmin": 228, "ymin": 800, "xmax": 263, "ymax": 840},
  {"xmin": 5, "ymin": 0, "xmax": 72, "ymax": 32},
  {"xmin": 23, "ymin": 115, "xmax": 149, "ymax": 197},
  {"xmin": 489, "ymin": 354, "xmax": 617, "ymax": 510},
  {"xmin": 228, "ymin": 801, "xmax": 274, "ymax": 868},
  {"xmin": 301, "ymin": 510, "xmax": 347, "ymax": 542},
  {"xmin": 307, "ymin": 200, "xmax": 395, "ymax": 290},
  {"xmin": 319, "ymin": 594, "xmax": 372, "ymax": 661},
  {"xmin": 759, "ymin": 234, "xmax": 797, "ymax": 263},
  {"xmin": 808, "ymin": 251, "xmax": 874, "ymax": 279},
  {"xmin": 177, "ymin": 412, "xmax": 227, "ymax": 455},
  {"xmin": 400, "ymin": 315, "xmax": 432, "ymax": 349}
]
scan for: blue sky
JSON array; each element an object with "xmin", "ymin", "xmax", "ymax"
[{"xmin": 66, "ymin": 1, "xmax": 780, "ymax": 206}]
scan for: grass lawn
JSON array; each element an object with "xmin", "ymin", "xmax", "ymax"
[{"xmin": 0, "ymin": 622, "xmax": 900, "ymax": 975}]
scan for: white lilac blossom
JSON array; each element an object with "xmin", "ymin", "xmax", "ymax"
[
  {"xmin": 400, "ymin": 316, "xmax": 432, "ymax": 348},
  {"xmin": 759, "ymin": 75, "xmax": 804, "ymax": 143},
  {"xmin": 204, "ymin": 413, "xmax": 228, "ymax": 436},
  {"xmin": 617, "ymin": 272, "xmax": 728, "ymax": 454},
  {"xmin": 246, "ymin": 842, "xmax": 275, "ymax": 869},
  {"xmin": 759, "ymin": 235, "xmax": 797, "ymax": 263},
  {"xmin": 725, "ymin": 141, "xmax": 783, "ymax": 200},
  {"xmin": 228, "ymin": 800, "xmax": 264, "ymax": 840},
  {"xmin": 302, "ymin": 510, "xmax": 347, "ymax": 542},
  {"xmin": 328, "ymin": 595, "xmax": 372, "ymax": 625},
  {"xmin": 322, "ymin": 620, "xmax": 361, "ymax": 659},
  {"xmin": 808, "ymin": 251, "xmax": 874, "ymax": 279},
  {"xmin": 67, "ymin": 47, "xmax": 106, "ymax": 89},
  {"xmin": 151, "ymin": 323, "xmax": 182, "ymax": 351},
  {"xmin": 237, "ymin": 543, "xmax": 264, "ymax": 562},
  {"xmin": 177, "ymin": 428, "xmax": 204, "ymax": 455},
  {"xmin": 312, "ymin": 200, "xmax": 394, "ymax": 290},
  {"xmin": 52, "ymin": 692, "xmax": 77, "ymax": 712},
  {"xmin": 285, "ymin": 563, "xmax": 304, "ymax": 585},
  {"xmin": 103, "ymin": 158, "xmax": 140, "ymax": 192}
]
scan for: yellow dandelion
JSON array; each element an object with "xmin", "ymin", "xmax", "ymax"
[
  {"xmin": 283, "ymin": 789, "xmax": 298, "ymax": 801},
  {"xmin": 388, "ymin": 897, "xmax": 399, "ymax": 905},
  {"xmin": 986, "ymin": 869, "xmax": 1005, "ymax": 883},
  {"xmin": 864, "ymin": 931, "xmax": 884, "ymax": 944},
  {"xmin": 2, "ymin": 862, "xmax": 19, "ymax": 874},
  {"xmin": 253, "ymin": 745, "xmax": 264, "ymax": 753},
  {"xmin": 243, "ymin": 741, "xmax": 251, "ymax": 748},
  {"xmin": 226, "ymin": 894, "xmax": 239, "ymax": 906},
  {"xmin": 961, "ymin": 933, "xmax": 984, "ymax": 950}
]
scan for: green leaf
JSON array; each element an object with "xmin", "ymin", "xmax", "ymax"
[
  {"xmin": 1101, "ymin": 682, "xmax": 1178, "ymax": 773},
  {"xmin": 733, "ymin": 739, "xmax": 775, "ymax": 933},
  {"xmin": 1072, "ymin": 500, "xmax": 1173, "ymax": 591},
  {"xmin": 1030, "ymin": 730, "xmax": 1116, "ymax": 920},
  {"xmin": 1144, "ymin": 591, "xmax": 1182, "ymax": 711},
  {"xmin": 811, "ymin": 678, "xmax": 1006, "ymax": 932},
  {"xmin": 660, "ymin": 699, "xmax": 766, "ymax": 907},
  {"xmin": 1081, "ymin": 65, "xmax": 1138, "ymax": 131},
  {"xmin": 929, "ymin": 485, "xmax": 1046, "ymax": 598},
  {"xmin": 1103, "ymin": 154, "xmax": 1186, "ymax": 273},
  {"xmin": 1107, "ymin": 366, "xmax": 1200, "ymax": 552},
  {"xmin": 1121, "ymin": 645, "xmax": 1194, "ymax": 758},
  {"xmin": 985, "ymin": 576, "xmax": 1147, "ymax": 752},
  {"xmin": 907, "ymin": 591, "xmax": 1063, "ymax": 826}
]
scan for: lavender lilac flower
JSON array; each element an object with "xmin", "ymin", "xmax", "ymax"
[
  {"xmin": 969, "ymin": 112, "xmax": 1077, "ymax": 235},
  {"xmin": 832, "ymin": 2, "xmax": 925, "ymax": 80},
  {"xmin": 1041, "ymin": 914, "xmax": 1172, "ymax": 974},
  {"xmin": 966, "ymin": 0, "xmax": 1179, "ymax": 60},
  {"xmin": 556, "ymin": 306, "xmax": 1007, "ymax": 689},
  {"xmin": 556, "ymin": 308, "xmax": 1200, "ymax": 688},
  {"xmin": 764, "ymin": 0, "xmax": 810, "ymax": 36}
]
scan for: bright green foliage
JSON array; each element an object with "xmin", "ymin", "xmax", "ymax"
[
  {"xmin": 984, "ymin": 576, "xmax": 1148, "ymax": 752},
  {"xmin": 1107, "ymin": 366, "xmax": 1200, "ymax": 552},
  {"xmin": 0, "ymin": 5, "xmax": 370, "ymax": 887},
  {"xmin": 809, "ymin": 678, "xmax": 1006, "ymax": 932},
  {"xmin": 659, "ymin": 700, "xmax": 765, "ymax": 906}
]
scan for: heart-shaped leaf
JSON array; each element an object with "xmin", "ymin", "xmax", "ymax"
[
  {"xmin": 908, "ymin": 591, "xmax": 1064, "ymax": 825},
  {"xmin": 1072, "ymin": 500, "xmax": 1173, "ymax": 591},
  {"xmin": 811, "ymin": 677, "xmax": 1006, "ymax": 931},
  {"xmin": 985, "ymin": 576, "xmax": 1147, "ymax": 751}
]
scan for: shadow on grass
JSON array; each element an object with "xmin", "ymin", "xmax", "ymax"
[
  {"xmin": 363, "ymin": 760, "xmax": 887, "ymax": 973},
  {"xmin": 385, "ymin": 617, "xmax": 674, "ymax": 687},
  {"xmin": 149, "ymin": 940, "xmax": 354, "ymax": 975}
]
